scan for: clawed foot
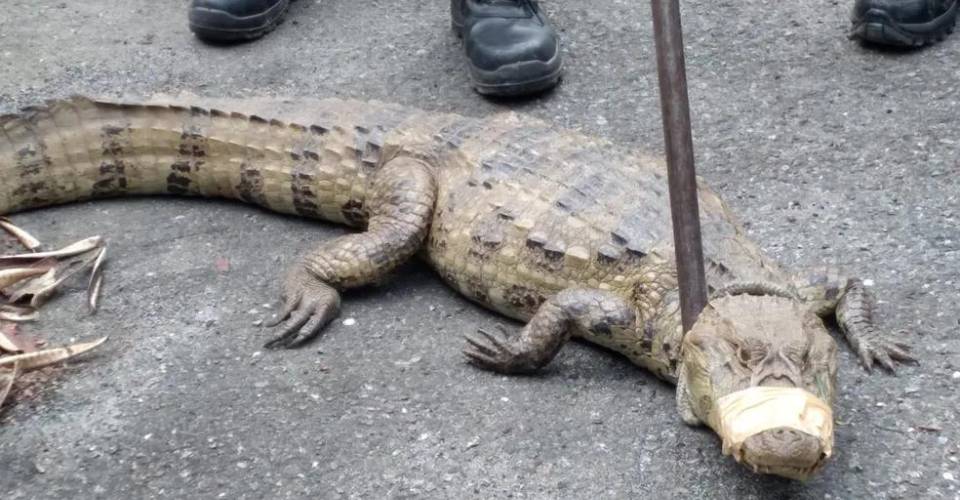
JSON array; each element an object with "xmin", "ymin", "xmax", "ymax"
[
  {"xmin": 463, "ymin": 326, "xmax": 534, "ymax": 374},
  {"xmin": 263, "ymin": 267, "xmax": 341, "ymax": 349},
  {"xmin": 852, "ymin": 329, "xmax": 916, "ymax": 374},
  {"xmin": 837, "ymin": 279, "xmax": 918, "ymax": 375}
]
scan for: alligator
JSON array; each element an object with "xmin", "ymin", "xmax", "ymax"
[{"xmin": 0, "ymin": 96, "xmax": 913, "ymax": 480}]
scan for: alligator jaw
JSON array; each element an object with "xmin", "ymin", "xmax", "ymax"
[{"xmin": 714, "ymin": 387, "xmax": 834, "ymax": 480}]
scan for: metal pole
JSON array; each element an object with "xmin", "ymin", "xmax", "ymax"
[{"xmin": 650, "ymin": 0, "xmax": 708, "ymax": 332}]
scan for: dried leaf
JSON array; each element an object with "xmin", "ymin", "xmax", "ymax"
[
  {"xmin": 0, "ymin": 322, "xmax": 37, "ymax": 353},
  {"xmin": 6, "ymin": 269, "xmax": 56, "ymax": 305},
  {"xmin": 0, "ymin": 267, "xmax": 50, "ymax": 289},
  {"xmin": 0, "ymin": 305, "xmax": 38, "ymax": 323},
  {"xmin": 0, "ymin": 361, "xmax": 19, "ymax": 408},
  {"xmin": 87, "ymin": 245, "xmax": 107, "ymax": 313},
  {"xmin": 88, "ymin": 274, "xmax": 103, "ymax": 313},
  {"xmin": 35, "ymin": 252, "xmax": 100, "ymax": 307},
  {"xmin": 0, "ymin": 256, "xmax": 57, "ymax": 268},
  {"xmin": 0, "ymin": 257, "xmax": 57, "ymax": 273},
  {"xmin": 0, "ymin": 236, "xmax": 102, "ymax": 263},
  {"xmin": 0, "ymin": 337, "xmax": 107, "ymax": 371},
  {"xmin": 0, "ymin": 331, "xmax": 19, "ymax": 352},
  {"xmin": 7, "ymin": 249, "xmax": 101, "ymax": 307},
  {"xmin": 0, "ymin": 218, "xmax": 42, "ymax": 251}
]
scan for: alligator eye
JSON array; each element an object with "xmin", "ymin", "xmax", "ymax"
[{"xmin": 783, "ymin": 344, "xmax": 807, "ymax": 367}]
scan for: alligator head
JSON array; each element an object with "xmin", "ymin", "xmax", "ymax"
[{"xmin": 676, "ymin": 292, "xmax": 838, "ymax": 480}]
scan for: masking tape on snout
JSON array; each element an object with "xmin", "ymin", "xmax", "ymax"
[{"xmin": 711, "ymin": 386, "xmax": 834, "ymax": 462}]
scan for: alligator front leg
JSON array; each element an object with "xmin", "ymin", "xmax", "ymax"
[
  {"xmin": 835, "ymin": 279, "xmax": 915, "ymax": 372},
  {"xmin": 463, "ymin": 289, "xmax": 637, "ymax": 374},
  {"xmin": 795, "ymin": 270, "xmax": 915, "ymax": 372},
  {"xmin": 265, "ymin": 157, "xmax": 436, "ymax": 348}
]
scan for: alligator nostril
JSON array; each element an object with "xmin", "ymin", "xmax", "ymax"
[
  {"xmin": 741, "ymin": 428, "xmax": 826, "ymax": 476},
  {"xmin": 764, "ymin": 428, "xmax": 804, "ymax": 444}
]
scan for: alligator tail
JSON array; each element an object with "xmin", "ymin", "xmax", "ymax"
[{"xmin": 0, "ymin": 96, "xmax": 372, "ymax": 225}]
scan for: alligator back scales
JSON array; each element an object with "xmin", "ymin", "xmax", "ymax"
[{"xmin": 0, "ymin": 96, "xmax": 788, "ymax": 380}]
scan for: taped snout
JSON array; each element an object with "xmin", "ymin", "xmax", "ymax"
[{"xmin": 711, "ymin": 386, "xmax": 834, "ymax": 480}]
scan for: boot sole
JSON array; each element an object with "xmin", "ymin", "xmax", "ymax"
[
  {"xmin": 189, "ymin": 0, "xmax": 291, "ymax": 43},
  {"xmin": 472, "ymin": 58, "xmax": 563, "ymax": 97},
  {"xmin": 850, "ymin": 3, "xmax": 958, "ymax": 47},
  {"xmin": 452, "ymin": 20, "xmax": 563, "ymax": 97}
]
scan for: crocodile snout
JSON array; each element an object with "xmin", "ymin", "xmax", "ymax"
[{"xmin": 741, "ymin": 427, "xmax": 827, "ymax": 480}]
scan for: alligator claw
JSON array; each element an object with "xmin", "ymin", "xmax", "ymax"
[
  {"xmin": 463, "ymin": 327, "xmax": 528, "ymax": 374},
  {"xmin": 265, "ymin": 294, "xmax": 300, "ymax": 328},
  {"xmin": 888, "ymin": 337, "xmax": 916, "ymax": 362},
  {"xmin": 852, "ymin": 331, "xmax": 916, "ymax": 375},
  {"xmin": 464, "ymin": 338, "xmax": 490, "ymax": 359},
  {"xmin": 463, "ymin": 349, "xmax": 499, "ymax": 368},
  {"xmin": 266, "ymin": 308, "xmax": 312, "ymax": 349},
  {"xmin": 875, "ymin": 350, "xmax": 895, "ymax": 374},
  {"xmin": 476, "ymin": 328, "xmax": 510, "ymax": 351},
  {"xmin": 264, "ymin": 268, "xmax": 340, "ymax": 349},
  {"xmin": 837, "ymin": 281, "xmax": 917, "ymax": 375}
]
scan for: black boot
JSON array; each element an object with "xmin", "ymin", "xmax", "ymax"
[
  {"xmin": 850, "ymin": 0, "xmax": 957, "ymax": 47},
  {"xmin": 189, "ymin": 0, "xmax": 291, "ymax": 43},
  {"xmin": 451, "ymin": 0, "xmax": 563, "ymax": 97}
]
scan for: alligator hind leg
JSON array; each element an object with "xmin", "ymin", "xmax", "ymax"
[
  {"xmin": 265, "ymin": 157, "xmax": 436, "ymax": 348},
  {"xmin": 795, "ymin": 270, "xmax": 915, "ymax": 373},
  {"xmin": 464, "ymin": 289, "xmax": 637, "ymax": 374}
]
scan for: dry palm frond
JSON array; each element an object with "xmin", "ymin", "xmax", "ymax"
[
  {"xmin": 0, "ymin": 305, "xmax": 37, "ymax": 323},
  {"xmin": 0, "ymin": 337, "xmax": 107, "ymax": 371},
  {"xmin": 0, "ymin": 218, "xmax": 111, "ymax": 415},
  {"xmin": 0, "ymin": 361, "xmax": 20, "ymax": 409},
  {"xmin": 0, "ymin": 266, "xmax": 51, "ymax": 290},
  {"xmin": 0, "ymin": 236, "xmax": 102, "ymax": 265},
  {"xmin": 0, "ymin": 217, "xmax": 41, "ymax": 251}
]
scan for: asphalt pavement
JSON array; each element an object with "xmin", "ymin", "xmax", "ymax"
[{"xmin": 0, "ymin": 0, "xmax": 958, "ymax": 498}]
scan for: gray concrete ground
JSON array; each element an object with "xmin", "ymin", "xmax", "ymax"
[{"xmin": 0, "ymin": 0, "xmax": 958, "ymax": 498}]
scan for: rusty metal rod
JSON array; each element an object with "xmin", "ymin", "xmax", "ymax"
[{"xmin": 650, "ymin": 0, "xmax": 708, "ymax": 332}]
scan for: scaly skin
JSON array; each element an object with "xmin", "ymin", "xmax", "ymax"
[{"xmin": 0, "ymin": 96, "xmax": 914, "ymax": 479}]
